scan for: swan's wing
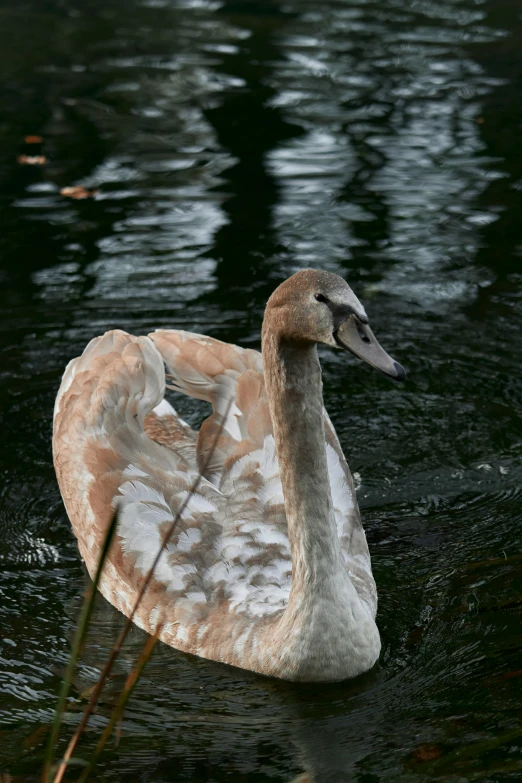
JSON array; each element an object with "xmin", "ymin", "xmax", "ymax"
[
  {"xmin": 144, "ymin": 398, "xmax": 198, "ymax": 470},
  {"xmin": 216, "ymin": 431, "xmax": 293, "ymax": 618},
  {"xmin": 150, "ymin": 330, "xmax": 265, "ymax": 485},
  {"xmin": 218, "ymin": 422, "xmax": 377, "ymax": 619},
  {"xmin": 324, "ymin": 415, "xmax": 377, "ymax": 616},
  {"xmin": 53, "ymin": 330, "xmax": 226, "ymax": 636}
]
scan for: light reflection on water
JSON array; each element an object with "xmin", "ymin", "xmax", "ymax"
[{"xmin": 1, "ymin": 0, "xmax": 522, "ymax": 780}]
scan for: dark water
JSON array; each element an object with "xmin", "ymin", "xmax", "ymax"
[{"xmin": 1, "ymin": 0, "xmax": 522, "ymax": 779}]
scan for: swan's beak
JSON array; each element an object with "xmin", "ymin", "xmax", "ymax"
[{"xmin": 334, "ymin": 315, "xmax": 406, "ymax": 382}]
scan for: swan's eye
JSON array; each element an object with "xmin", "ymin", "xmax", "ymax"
[{"xmin": 315, "ymin": 293, "xmax": 328, "ymax": 304}]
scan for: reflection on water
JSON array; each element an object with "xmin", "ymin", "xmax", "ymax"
[{"xmin": 1, "ymin": 0, "xmax": 522, "ymax": 780}]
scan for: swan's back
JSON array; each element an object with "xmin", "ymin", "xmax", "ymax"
[{"xmin": 53, "ymin": 328, "xmax": 375, "ymax": 672}]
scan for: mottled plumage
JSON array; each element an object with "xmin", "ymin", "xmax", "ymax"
[{"xmin": 53, "ymin": 270, "xmax": 404, "ymax": 681}]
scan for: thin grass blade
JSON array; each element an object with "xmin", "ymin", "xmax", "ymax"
[
  {"xmin": 42, "ymin": 508, "xmax": 119, "ymax": 783},
  {"xmin": 75, "ymin": 627, "xmax": 161, "ymax": 783}
]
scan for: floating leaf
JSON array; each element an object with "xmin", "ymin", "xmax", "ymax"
[
  {"xmin": 412, "ymin": 743, "xmax": 442, "ymax": 762},
  {"xmin": 24, "ymin": 135, "xmax": 43, "ymax": 143},
  {"xmin": 60, "ymin": 186, "xmax": 97, "ymax": 200},
  {"xmin": 17, "ymin": 154, "xmax": 47, "ymax": 165},
  {"xmin": 78, "ymin": 684, "xmax": 97, "ymax": 700},
  {"xmin": 499, "ymin": 668, "xmax": 522, "ymax": 681},
  {"xmin": 23, "ymin": 724, "xmax": 48, "ymax": 750}
]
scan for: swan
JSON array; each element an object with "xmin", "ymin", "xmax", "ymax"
[{"xmin": 53, "ymin": 269, "xmax": 405, "ymax": 682}]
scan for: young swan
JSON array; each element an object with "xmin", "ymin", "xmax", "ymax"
[{"xmin": 53, "ymin": 269, "xmax": 404, "ymax": 682}]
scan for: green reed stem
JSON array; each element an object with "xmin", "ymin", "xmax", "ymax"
[
  {"xmin": 75, "ymin": 630, "xmax": 161, "ymax": 783},
  {"xmin": 42, "ymin": 508, "xmax": 119, "ymax": 783}
]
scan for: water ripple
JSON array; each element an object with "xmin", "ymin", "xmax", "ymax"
[{"xmin": 1, "ymin": 0, "xmax": 522, "ymax": 779}]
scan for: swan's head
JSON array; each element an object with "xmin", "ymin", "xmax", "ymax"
[{"xmin": 264, "ymin": 269, "xmax": 405, "ymax": 381}]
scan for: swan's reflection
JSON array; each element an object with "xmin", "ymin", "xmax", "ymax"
[{"xmin": 276, "ymin": 669, "xmax": 393, "ymax": 783}]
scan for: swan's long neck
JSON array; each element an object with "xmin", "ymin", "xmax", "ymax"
[
  {"xmin": 262, "ymin": 329, "xmax": 343, "ymax": 594},
  {"xmin": 259, "ymin": 308, "xmax": 380, "ymax": 681}
]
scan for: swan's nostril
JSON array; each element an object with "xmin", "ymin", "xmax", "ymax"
[{"xmin": 355, "ymin": 318, "xmax": 371, "ymax": 344}]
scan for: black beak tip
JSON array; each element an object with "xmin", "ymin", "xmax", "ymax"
[{"xmin": 392, "ymin": 361, "xmax": 406, "ymax": 382}]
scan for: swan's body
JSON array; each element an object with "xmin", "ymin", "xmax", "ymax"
[{"xmin": 53, "ymin": 270, "xmax": 404, "ymax": 682}]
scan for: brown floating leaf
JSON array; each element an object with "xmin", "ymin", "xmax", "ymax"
[
  {"xmin": 60, "ymin": 186, "xmax": 97, "ymax": 200},
  {"xmin": 475, "ymin": 116, "xmax": 485, "ymax": 124},
  {"xmin": 17, "ymin": 154, "xmax": 47, "ymax": 165},
  {"xmin": 24, "ymin": 135, "xmax": 43, "ymax": 144},
  {"xmin": 499, "ymin": 668, "xmax": 522, "ymax": 681},
  {"xmin": 412, "ymin": 743, "xmax": 442, "ymax": 762},
  {"xmin": 23, "ymin": 724, "xmax": 49, "ymax": 750},
  {"xmin": 405, "ymin": 624, "xmax": 425, "ymax": 645},
  {"xmin": 79, "ymin": 684, "xmax": 97, "ymax": 700}
]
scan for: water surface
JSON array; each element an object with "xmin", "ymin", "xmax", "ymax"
[{"xmin": 1, "ymin": 0, "xmax": 522, "ymax": 780}]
